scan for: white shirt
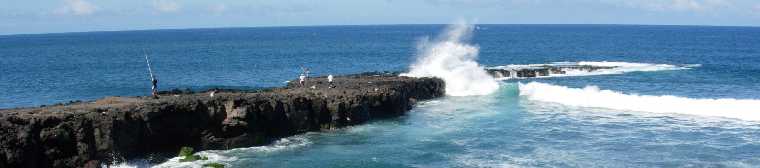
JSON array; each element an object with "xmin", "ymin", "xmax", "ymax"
[
  {"xmin": 328, "ymin": 75, "xmax": 333, "ymax": 82},
  {"xmin": 299, "ymin": 75, "xmax": 306, "ymax": 81}
]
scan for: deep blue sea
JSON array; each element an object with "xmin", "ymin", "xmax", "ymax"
[{"xmin": 2, "ymin": 25, "xmax": 760, "ymax": 167}]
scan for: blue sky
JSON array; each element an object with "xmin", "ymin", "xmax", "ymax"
[{"xmin": 2, "ymin": 0, "xmax": 760, "ymax": 35}]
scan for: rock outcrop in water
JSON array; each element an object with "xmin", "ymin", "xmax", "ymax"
[
  {"xmin": 0, "ymin": 74, "xmax": 444, "ymax": 168},
  {"xmin": 486, "ymin": 64, "xmax": 615, "ymax": 78}
]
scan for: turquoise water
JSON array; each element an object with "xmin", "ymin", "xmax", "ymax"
[
  {"xmin": 2, "ymin": 25, "xmax": 760, "ymax": 167},
  {"xmin": 153, "ymin": 84, "xmax": 760, "ymax": 167}
]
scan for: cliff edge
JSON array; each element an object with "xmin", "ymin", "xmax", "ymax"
[{"xmin": 0, "ymin": 74, "xmax": 444, "ymax": 167}]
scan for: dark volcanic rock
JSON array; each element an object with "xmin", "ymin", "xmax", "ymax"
[
  {"xmin": 0, "ymin": 75, "xmax": 444, "ymax": 168},
  {"xmin": 485, "ymin": 64, "xmax": 616, "ymax": 78}
]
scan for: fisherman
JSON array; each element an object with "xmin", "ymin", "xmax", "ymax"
[
  {"xmin": 209, "ymin": 89, "xmax": 217, "ymax": 97},
  {"xmin": 151, "ymin": 78, "xmax": 159, "ymax": 98},
  {"xmin": 299, "ymin": 73, "xmax": 306, "ymax": 87},
  {"xmin": 299, "ymin": 66, "xmax": 310, "ymax": 87},
  {"xmin": 328, "ymin": 74, "xmax": 334, "ymax": 88},
  {"xmin": 145, "ymin": 53, "xmax": 159, "ymax": 99}
]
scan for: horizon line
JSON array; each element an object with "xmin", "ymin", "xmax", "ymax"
[{"xmin": 3, "ymin": 23, "xmax": 760, "ymax": 37}]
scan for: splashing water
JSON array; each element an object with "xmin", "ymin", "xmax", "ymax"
[{"xmin": 401, "ymin": 22, "xmax": 499, "ymax": 96}]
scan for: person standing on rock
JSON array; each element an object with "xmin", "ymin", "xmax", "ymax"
[
  {"xmin": 299, "ymin": 73, "xmax": 306, "ymax": 87},
  {"xmin": 299, "ymin": 66, "xmax": 310, "ymax": 87},
  {"xmin": 145, "ymin": 54, "xmax": 159, "ymax": 99},
  {"xmin": 209, "ymin": 89, "xmax": 218, "ymax": 97},
  {"xmin": 328, "ymin": 74, "xmax": 334, "ymax": 88},
  {"xmin": 151, "ymin": 78, "xmax": 159, "ymax": 98}
]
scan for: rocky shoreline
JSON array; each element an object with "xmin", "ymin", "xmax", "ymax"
[{"xmin": 0, "ymin": 74, "xmax": 445, "ymax": 168}]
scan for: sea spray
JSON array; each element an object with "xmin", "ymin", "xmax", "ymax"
[
  {"xmin": 519, "ymin": 82, "xmax": 760, "ymax": 121},
  {"xmin": 402, "ymin": 22, "xmax": 499, "ymax": 96}
]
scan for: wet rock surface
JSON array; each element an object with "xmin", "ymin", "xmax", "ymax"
[
  {"xmin": 486, "ymin": 64, "xmax": 616, "ymax": 78},
  {"xmin": 0, "ymin": 74, "xmax": 444, "ymax": 168}
]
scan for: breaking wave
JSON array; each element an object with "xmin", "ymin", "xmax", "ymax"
[
  {"xmin": 112, "ymin": 135, "xmax": 312, "ymax": 168},
  {"xmin": 402, "ymin": 22, "xmax": 499, "ymax": 96},
  {"xmin": 151, "ymin": 151, "xmax": 237, "ymax": 168},
  {"xmin": 490, "ymin": 61, "xmax": 698, "ymax": 79},
  {"xmin": 519, "ymin": 82, "xmax": 760, "ymax": 121}
]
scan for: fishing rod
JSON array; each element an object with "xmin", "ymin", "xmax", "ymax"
[
  {"xmin": 144, "ymin": 51, "xmax": 155, "ymax": 81},
  {"xmin": 144, "ymin": 50, "xmax": 160, "ymax": 98}
]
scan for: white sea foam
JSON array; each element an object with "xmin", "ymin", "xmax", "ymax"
[
  {"xmin": 113, "ymin": 135, "xmax": 311, "ymax": 168},
  {"xmin": 490, "ymin": 61, "xmax": 698, "ymax": 80},
  {"xmin": 103, "ymin": 160, "xmax": 151, "ymax": 168},
  {"xmin": 222, "ymin": 134, "xmax": 312, "ymax": 154},
  {"xmin": 519, "ymin": 82, "xmax": 760, "ymax": 121},
  {"xmin": 152, "ymin": 151, "xmax": 237, "ymax": 168},
  {"xmin": 576, "ymin": 61, "xmax": 694, "ymax": 74},
  {"xmin": 401, "ymin": 22, "xmax": 499, "ymax": 96}
]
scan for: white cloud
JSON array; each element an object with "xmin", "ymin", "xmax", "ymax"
[
  {"xmin": 54, "ymin": 0, "xmax": 97, "ymax": 15},
  {"xmin": 422, "ymin": 0, "xmax": 542, "ymax": 8},
  {"xmin": 209, "ymin": 4, "xmax": 228, "ymax": 14},
  {"xmin": 153, "ymin": 0, "xmax": 181, "ymax": 13},
  {"xmin": 673, "ymin": 0, "xmax": 728, "ymax": 11},
  {"xmin": 612, "ymin": 0, "xmax": 730, "ymax": 12}
]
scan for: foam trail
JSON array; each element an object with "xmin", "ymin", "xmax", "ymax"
[
  {"xmin": 148, "ymin": 134, "xmax": 311, "ymax": 168},
  {"xmin": 402, "ymin": 22, "xmax": 499, "ymax": 96},
  {"xmin": 577, "ymin": 61, "xmax": 692, "ymax": 74},
  {"xmin": 489, "ymin": 61, "xmax": 699, "ymax": 80},
  {"xmin": 107, "ymin": 135, "xmax": 311, "ymax": 167},
  {"xmin": 151, "ymin": 151, "xmax": 236, "ymax": 168},
  {"xmin": 519, "ymin": 82, "xmax": 760, "ymax": 121}
]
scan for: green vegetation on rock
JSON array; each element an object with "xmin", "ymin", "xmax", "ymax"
[
  {"xmin": 178, "ymin": 147, "xmax": 207, "ymax": 162},
  {"xmin": 177, "ymin": 147, "xmax": 224, "ymax": 167},
  {"xmin": 203, "ymin": 162, "xmax": 226, "ymax": 168},
  {"xmin": 178, "ymin": 147, "xmax": 194, "ymax": 158}
]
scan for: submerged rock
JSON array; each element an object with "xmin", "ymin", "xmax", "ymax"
[{"xmin": 0, "ymin": 74, "xmax": 444, "ymax": 168}]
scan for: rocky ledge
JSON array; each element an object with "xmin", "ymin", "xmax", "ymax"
[
  {"xmin": 0, "ymin": 74, "xmax": 444, "ymax": 168},
  {"xmin": 486, "ymin": 64, "xmax": 615, "ymax": 78}
]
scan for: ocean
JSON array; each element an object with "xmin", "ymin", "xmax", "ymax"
[{"xmin": 1, "ymin": 24, "xmax": 759, "ymax": 167}]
